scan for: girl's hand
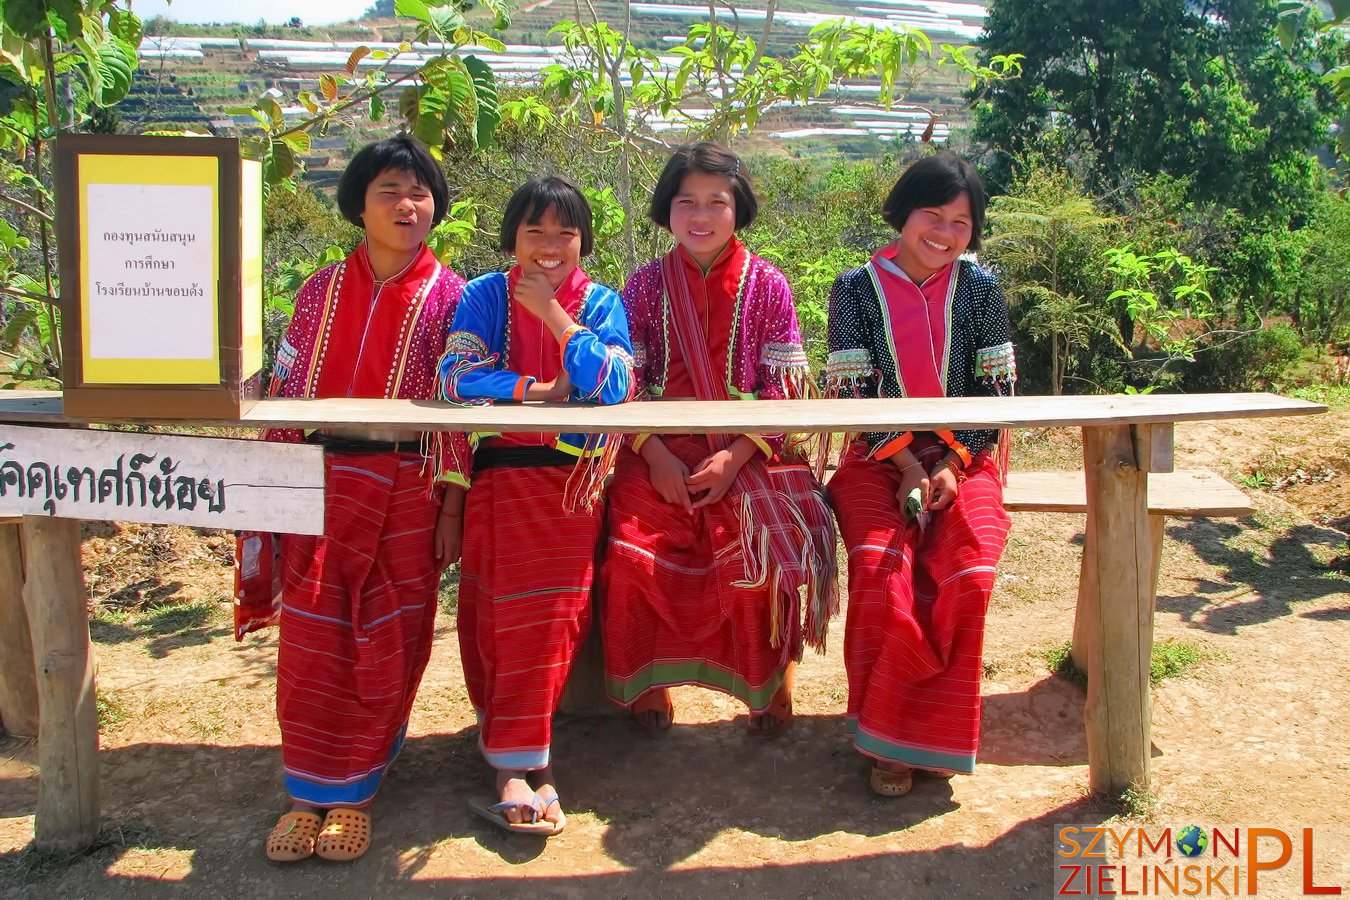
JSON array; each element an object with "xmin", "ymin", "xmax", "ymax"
[
  {"xmin": 893, "ymin": 458, "xmax": 930, "ymax": 515},
  {"xmin": 686, "ymin": 448, "xmax": 746, "ymax": 509},
  {"xmin": 514, "ymin": 272, "xmax": 559, "ymax": 320},
  {"xmin": 524, "ymin": 371, "xmax": 572, "ymax": 401},
  {"xmin": 641, "ymin": 437, "xmax": 693, "ymax": 512},
  {"xmin": 927, "ymin": 461, "xmax": 960, "ymax": 511}
]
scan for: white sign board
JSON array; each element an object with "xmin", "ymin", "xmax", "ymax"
[
  {"xmin": 0, "ymin": 425, "xmax": 324, "ymax": 534},
  {"xmin": 85, "ymin": 183, "xmax": 217, "ymax": 362}
]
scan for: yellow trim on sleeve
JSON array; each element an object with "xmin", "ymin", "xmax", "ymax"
[
  {"xmin": 439, "ymin": 472, "xmax": 471, "ymax": 490},
  {"xmin": 746, "ymin": 434, "xmax": 774, "ymax": 459}
]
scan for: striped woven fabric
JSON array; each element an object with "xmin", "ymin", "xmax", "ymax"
[
  {"xmin": 829, "ymin": 438, "xmax": 1011, "ymax": 774},
  {"xmin": 458, "ymin": 465, "xmax": 601, "ymax": 771},
  {"xmin": 603, "ymin": 436, "xmax": 792, "ymax": 713},
  {"xmin": 276, "ymin": 452, "xmax": 441, "ymax": 806}
]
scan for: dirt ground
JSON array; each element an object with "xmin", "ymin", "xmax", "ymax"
[{"xmin": 2, "ymin": 407, "xmax": 1348, "ymax": 898}]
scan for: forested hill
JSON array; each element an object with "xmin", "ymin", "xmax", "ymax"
[{"xmin": 125, "ymin": 0, "xmax": 990, "ymax": 181}]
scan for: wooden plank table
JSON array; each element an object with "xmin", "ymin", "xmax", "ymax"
[{"xmin": 0, "ymin": 390, "xmax": 1326, "ymax": 850}]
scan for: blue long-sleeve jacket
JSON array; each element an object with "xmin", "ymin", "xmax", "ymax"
[{"xmin": 439, "ymin": 270, "xmax": 634, "ymax": 457}]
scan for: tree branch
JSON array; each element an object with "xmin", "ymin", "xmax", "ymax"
[
  {"xmin": 0, "ymin": 193, "xmax": 53, "ymax": 223},
  {"xmin": 271, "ymin": 62, "xmax": 423, "ymax": 142},
  {"xmin": 0, "ymin": 287, "xmax": 60, "ymax": 306}
]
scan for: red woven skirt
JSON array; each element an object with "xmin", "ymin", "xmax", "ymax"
[
  {"xmin": 276, "ymin": 452, "xmax": 440, "ymax": 806},
  {"xmin": 829, "ymin": 439, "xmax": 1010, "ymax": 774},
  {"xmin": 601, "ymin": 435, "xmax": 791, "ymax": 713},
  {"xmin": 458, "ymin": 464, "xmax": 600, "ymax": 771}
]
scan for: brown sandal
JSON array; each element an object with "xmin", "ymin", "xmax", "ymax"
[
  {"xmin": 314, "ymin": 807, "xmax": 371, "ymax": 862},
  {"xmin": 869, "ymin": 765, "xmax": 914, "ymax": 797},
  {"xmin": 265, "ymin": 810, "xmax": 322, "ymax": 862}
]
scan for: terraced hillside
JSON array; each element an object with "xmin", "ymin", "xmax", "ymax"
[{"xmin": 126, "ymin": 0, "xmax": 988, "ymax": 180}]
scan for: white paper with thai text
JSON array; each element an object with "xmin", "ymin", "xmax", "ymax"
[{"xmin": 85, "ymin": 183, "xmax": 216, "ymax": 360}]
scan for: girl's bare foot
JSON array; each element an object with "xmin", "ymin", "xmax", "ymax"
[
  {"xmin": 495, "ymin": 769, "xmax": 537, "ymax": 824},
  {"xmin": 528, "ymin": 765, "xmax": 566, "ymax": 832}
]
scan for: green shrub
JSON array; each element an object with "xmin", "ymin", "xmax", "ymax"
[{"xmin": 1181, "ymin": 322, "xmax": 1303, "ymax": 390}]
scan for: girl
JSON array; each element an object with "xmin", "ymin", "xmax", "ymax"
[
  {"xmin": 251, "ymin": 136, "xmax": 467, "ymax": 862},
  {"xmin": 602, "ymin": 143, "xmax": 835, "ymax": 736},
  {"xmin": 439, "ymin": 176, "xmax": 633, "ymax": 835},
  {"xmin": 825, "ymin": 152, "xmax": 1017, "ymax": 797}
]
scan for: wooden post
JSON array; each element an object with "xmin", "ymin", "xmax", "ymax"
[
  {"xmin": 1081, "ymin": 426, "xmax": 1154, "ymax": 795},
  {"xmin": 558, "ymin": 621, "xmax": 618, "ymax": 717},
  {"xmin": 20, "ymin": 516, "xmax": 99, "ymax": 852},
  {"xmin": 558, "ymin": 579, "xmax": 619, "ymax": 717},
  {"xmin": 0, "ymin": 517, "xmax": 40, "ymax": 737},
  {"xmin": 1069, "ymin": 519, "xmax": 1096, "ymax": 674}
]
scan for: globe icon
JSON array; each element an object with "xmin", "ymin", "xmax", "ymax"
[{"xmin": 1177, "ymin": 825, "xmax": 1208, "ymax": 858}]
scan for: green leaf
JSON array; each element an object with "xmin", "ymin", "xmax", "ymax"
[
  {"xmin": 280, "ymin": 131, "xmax": 311, "ymax": 154},
  {"xmin": 428, "ymin": 4, "xmax": 465, "ymax": 38},
  {"xmin": 463, "ymin": 55, "xmax": 498, "ymax": 149},
  {"xmin": 1, "ymin": 306, "xmax": 40, "ymax": 350},
  {"xmin": 370, "ymin": 92, "xmax": 385, "ymax": 121},
  {"xmin": 398, "ymin": 84, "xmax": 422, "ymax": 123},
  {"xmin": 107, "ymin": 7, "xmax": 142, "ymax": 46},
  {"xmin": 4, "ymin": 0, "xmax": 83, "ymax": 40},
  {"xmin": 35, "ymin": 302, "xmax": 58, "ymax": 351},
  {"xmin": 258, "ymin": 96, "xmax": 284, "ymax": 129},
  {"xmin": 0, "ymin": 217, "xmax": 21, "ymax": 248},
  {"xmin": 265, "ymin": 139, "xmax": 295, "ymax": 183},
  {"xmin": 93, "ymin": 38, "xmax": 137, "ymax": 106},
  {"xmin": 394, "ymin": 0, "xmax": 431, "ymax": 23},
  {"xmin": 480, "ymin": 0, "xmax": 511, "ymax": 30}
]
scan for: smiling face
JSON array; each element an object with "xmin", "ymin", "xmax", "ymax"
[
  {"xmin": 894, "ymin": 191, "xmax": 974, "ymax": 282},
  {"xmin": 513, "ymin": 204, "xmax": 582, "ymax": 289},
  {"xmin": 360, "ymin": 167, "xmax": 435, "ymax": 264},
  {"xmin": 668, "ymin": 170, "xmax": 737, "ymax": 270}
]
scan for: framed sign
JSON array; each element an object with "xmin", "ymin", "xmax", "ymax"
[{"xmin": 56, "ymin": 135, "xmax": 264, "ymax": 419}]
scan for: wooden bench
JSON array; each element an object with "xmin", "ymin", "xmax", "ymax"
[
  {"xmin": 0, "ymin": 390, "xmax": 1322, "ymax": 851},
  {"xmin": 1004, "ymin": 469, "xmax": 1252, "ymax": 671},
  {"xmin": 1004, "ymin": 469, "xmax": 1252, "ymax": 517}
]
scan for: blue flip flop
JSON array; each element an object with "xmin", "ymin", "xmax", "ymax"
[
  {"xmin": 533, "ymin": 786, "xmax": 566, "ymax": 835},
  {"xmin": 467, "ymin": 791, "xmax": 560, "ymax": 836}
]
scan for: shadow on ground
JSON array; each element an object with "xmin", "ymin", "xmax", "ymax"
[
  {"xmin": 1158, "ymin": 520, "xmax": 1348, "ymax": 633},
  {"xmin": 0, "ymin": 707, "xmax": 1113, "ymax": 898}
]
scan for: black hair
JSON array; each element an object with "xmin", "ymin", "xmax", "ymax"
[
  {"xmin": 498, "ymin": 176, "xmax": 595, "ymax": 256},
  {"xmin": 336, "ymin": 136, "xmax": 449, "ymax": 228},
  {"xmin": 881, "ymin": 152, "xmax": 987, "ymax": 251},
  {"xmin": 649, "ymin": 142, "xmax": 759, "ymax": 231}
]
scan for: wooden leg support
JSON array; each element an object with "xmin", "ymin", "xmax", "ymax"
[
  {"xmin": 1081, "ymin": 426, "xmax": 1155, "ymax": 795},
  {"xmin": 1070, "ymin": 514, "xmax": 1166, "ymax": 674},
  {"xmin": 1069, "ymin": 519, "xmax": 1096, "ymax": 674},
  {"xmin": 20, "ymin": 516, "xmax": 99, "ymax": 852},
  {"xmin": 558, "ymin": 618, "xmax": 618, "ymax": 717},
  {"xmin": 0, "ymin": 518, "xmax": 40, "ymax": 738}
]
